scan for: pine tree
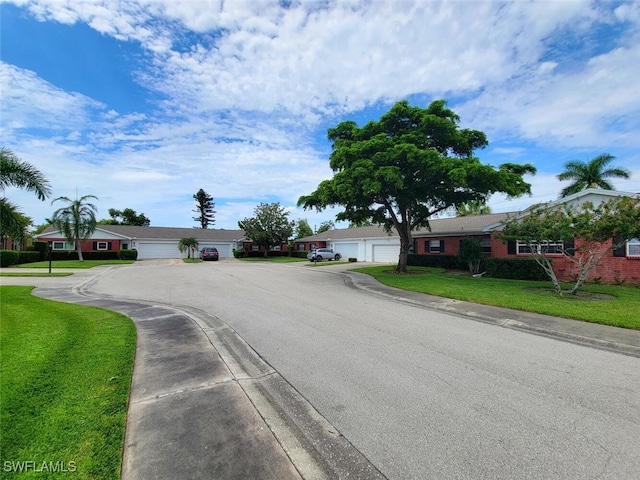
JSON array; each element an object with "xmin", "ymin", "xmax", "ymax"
[{"xmin": 193, "ymin": 189, "xmax": 216, "ymax": 229}]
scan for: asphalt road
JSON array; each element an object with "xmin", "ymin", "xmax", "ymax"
[{"xmin": 83, "ymin": 260, "xmax": 640, "ymax": 478}]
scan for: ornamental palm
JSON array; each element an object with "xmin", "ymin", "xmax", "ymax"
[
  {"xmin": 557, "ymin": 153, "xmax": 630, "ymax": 198},
  {"xmin": 51, "ymin": 195, "xmax": 99, "ymax": 262},
  {"xmin": 0, "ymin": 147, "xmax": 51, "ymax": 242},
  {"xmin": 178, "ymin": 237, "xmax": 199, "ymax": 259}
]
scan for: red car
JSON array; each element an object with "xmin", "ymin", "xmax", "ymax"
[{"xmin": 200, "ymin": 247, "xmax": 219, "ymax": 261}]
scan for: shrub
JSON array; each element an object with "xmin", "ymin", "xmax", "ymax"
[
  {"xmin": 233, "ymin": 249, "xmax": 244, "ymax": 258},
  {"xmin": 483, "ymin": 258, "xmax": 548, "ymax": 281},
  {"xmin": 17, "ymin": 251, "xmax": 41, "ymax": 265},
  {"xmin": 458, "ymin": 238, "xmax": 483, "ymax": 274},
  {"xmin": 81, "ymin": 251, "xmax": 119, "ymax": 261},
  {"xmin": 267, "ymin": 250, "xmax": 289, "ymax": 257},
  {"xmin": 31, "ymin": 242, "xmax": 49, "ymax": 261},
  {"xmin": 348, "ymin": 257, "xmax": 358, "ymax": 262},
  {"xmin": 0, "ymin": 250, "xmax": 20, "ymax": 267},
  {"xmin": 407, "ymin": 254, "xmax": 465, "ymax": 270},
  {"xmin": 290, "ymin": 251, "xmax": 309, "ymax": 258},
  {"xmin": 118, "ymin": 249, "xmax": 138, "ymax": 260}
]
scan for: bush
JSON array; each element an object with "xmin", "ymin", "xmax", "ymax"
[
  {"xmin": 0, "ymin": 250, "xmax": 20, "ymax": 267},
  {"xmin": 290, "ymin": 251, "xmax": 309, "ymax": 258},
  {"xmin": 118, "ymin": 249, "xmax": 138, "ymax": 260},
  {"xmin": 483, "ymin": 258, "xmax": 548, "ymax": 281},
  {"xmin": 233, "ymin": 249, "xmax": 244, "ymax": 258},
  {"xmin": 267, "ymin": 250, "xmax": 289, "ymax": 257},
  {"xmin": 31, "ymin": 242, "xmax": 49, "ymax": 261},
  {"xmin": 348, "ymin": 257, "xmax": 357, "ymax": 262},
  {"xmin": 18, "ymin": 251, "xmax": 41, "ymax": 265},
  {"xmin": 407, "ymin": 254, "xmax": 465, "ymax": 270}
]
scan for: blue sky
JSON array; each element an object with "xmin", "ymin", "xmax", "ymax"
[{"xmin": 2, "ymin": 0, "xmax": 639, "ymax": 230}]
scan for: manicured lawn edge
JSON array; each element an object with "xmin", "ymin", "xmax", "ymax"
[
  {"xmin": 1, "ymin": 286, "xmax": 136, "ymax": 478},
  {"xmin": 352, "ymin": 266, "xmax": 640, "ymax": 330}
]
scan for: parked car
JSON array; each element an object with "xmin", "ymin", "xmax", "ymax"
[
  {"xmin": 307, "ymin": 248, "xmax": 342, "ymax": 262},
  {"xmin": 200, "ymin": 247, "xmax": 219, "ymax": 261}
]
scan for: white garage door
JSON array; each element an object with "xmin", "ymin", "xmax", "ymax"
[
  {"xmin": 136, "ymin": 241, "xmax": 181, "ymax": 259},
  {"xmin": 372, "ymin": 244, "xmax": 399, "ymax": 263},
  {"xmin": 332, "ymin": 242, "xmax": 359, "ymax": 260},
  {"xmin": 199, "ymin": 243, "xmax": 233, "ymax": 258}
]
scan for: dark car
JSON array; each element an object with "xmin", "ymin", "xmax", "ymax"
[{"xmin": 200, "ymin": 247, "xmax": 219, "ymax": 261}]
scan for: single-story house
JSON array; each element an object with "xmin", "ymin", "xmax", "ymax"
[
  {"xmin": 295, "ymin": 189, "xmax": 640, "ymax": 282},
  {"xmin": 36, "ymin": 225, "xmax": 246, "ymax": 259}
]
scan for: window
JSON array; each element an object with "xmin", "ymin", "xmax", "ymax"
[
  {"xmin": 52, "ymin": 241, "xmax": 71, "ymax": 250},
  {"xmin": 297, "ymin": 243, "xmax": 305, "ymax": 251},
  {"xmin": 480, "ymin": 238, "xmax": 491, "ymax": 254},
  {"xmin": 629, "ymin": 238, "xmax": 640, "ymax": 257},
  {"xmin": 517, "ymin": 240, "xmax": 564, "ymax": 255},
  {"xmin": 251, "ymin": 245, "xmax": 259, "ymax": 251},
  {"xmin": 97, "ymin": 242, "xmax": 109, "ymax": 250},
  {"xmin": 271, "ymin": 245, "xmax": 281, "ymax": 251},
  {"xmin": 427, "ymin": 240, "xmax": 444, "ymax": 253},
  {"xmin": 121, "ymin": 243, "xmax": 129, "ymax": 250}
]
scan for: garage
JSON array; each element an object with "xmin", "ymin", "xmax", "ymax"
[
  {"xmin": 136, "ymin": 241, "xmax": 181, "ymax": 259},
  {"xmin": 372, "ymin": 244, "xmax": 399, "ymax": 263},
  {"xmin": 332, "ymin": 242, "xmax": 359, "ymax": 260}
]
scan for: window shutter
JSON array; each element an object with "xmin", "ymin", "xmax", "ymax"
[
  {"xmin": 507, "ymin": 240, "xmax": 516, "ymax": 255},
  {"xmin": 612, "ymin": 236, "xmax": 626, "ymax": 257},
  {"xmin": 564, "ymin": 238, "xmax": 575, "ymax": 256},
  {"xmin": 92, "ymin": 241, "xmax": 97, "ymax": 250},
  {"xmin": 108, "ymin": 241, "xmax": 112, "ymax": 250},
  {"xmin": 439, "ymin": 240, "xmax": 445, "ymax": 253}
]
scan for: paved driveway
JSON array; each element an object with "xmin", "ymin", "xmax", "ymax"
[{"xmin": 80, "ymin": 260, "xmax": 640, "ymax": 480}]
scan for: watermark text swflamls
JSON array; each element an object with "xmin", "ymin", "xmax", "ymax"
[{"xmin": 3, "ymin": 461, "xmax": 77, "ymax": 473}]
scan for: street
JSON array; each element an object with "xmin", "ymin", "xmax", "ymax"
[{"xmin": 85, "ymin": 261, "xmax": 640, "ymax": 478}]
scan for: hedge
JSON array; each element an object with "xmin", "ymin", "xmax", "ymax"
[
  {"xmin": 0, "ymin": 250, "xmax": 20, "ymax": 267},
  {"xmin": 408, "ymin": 254, "xmax": 548, "ymax": 281},
  {"xmin": 118, "ymin": 249, "xmax": 138, "ymax": 260}
]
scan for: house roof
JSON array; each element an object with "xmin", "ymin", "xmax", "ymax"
[
  {"xmin": 38, "ymin": 225, "xmax": 246, "ymax": 242},
  {"xmin": 296, "ymin": 212, "xmax": 515, "ymax": 242}
]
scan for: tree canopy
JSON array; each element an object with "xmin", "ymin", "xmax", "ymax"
[
  {"xmin": 238, "ymin": 202, "xmax": 294, "ymax": 257},
  {"xmin": 51, "ymin": 195, "xmax": 99, "ymax": 262},
  {"xmin": 294, "ymin": 219, "xmax": 313, "ymax": 239},
  {"xmin": 99, "ymin": 208, "xmax": 150, "ymax": 226},
  {"xmin": 298, "ymin": 100, "xmax": 536, "ymax": 272},
  {"xmin": 0, "ymin": 147, "xmax": 51, "ymax": 242},
  {"xmin": 557, "ymin": 153, "xmax": 630, "ymax": 198},
  {"xmin": 178, "ymin": 237, "xmax": 199, "ymax": 259},
  {"xmin": 316, "ymin": 220, "xmax": 334, "ymax": 234},
  {"xmin": 498, "ymin": 196, "xmax": 640, "ymax": 294},
  {"xmin": 193, "ymin": 189, "xmax": 216, "ymax": 229},
  {"xmin": 456, "ymin": 200, "xmax": 491, "ymax": 217}
]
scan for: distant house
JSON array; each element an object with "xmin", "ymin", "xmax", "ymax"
[
  {"xmin": 295, "ymin": 189, "xmax": 640, "ymax": 282},
  {"xmin": 36, "ymin": 225, "xmax": 246, "ymax": 259}
]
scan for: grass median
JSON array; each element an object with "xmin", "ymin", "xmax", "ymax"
[
  {"xmin": 17, "ymin": 260, "xmax": 134, "ymax": 269},
  {"xmin": 0, "ymin": 286, "xmax": 136, "ymax": 479},
  {"xmin": 352, "ymin": 266, "xmax": 640, "ymax": 330}
]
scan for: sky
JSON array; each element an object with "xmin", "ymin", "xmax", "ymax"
[{"xmin": 2, "ymin": 0, "xmax": 640, "ymax": 231}]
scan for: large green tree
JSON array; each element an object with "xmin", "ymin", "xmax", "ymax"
[
  {"xmin": 51, "ymin": 195, "xmax": 99, "ymax": 262},
  {"xmin": 238, "ymin": 202, "xmax": 294, "ymax": 257},
  {"xmin": 316, "ymin": 220, "xmax": 334, "ymax": 234},
  {"xmin": 498, "ymin": 196, "xmax": 640, "ymax": 294},
  {"xmin": 298, "ymin": 100, "xmax": 536, "ymax": 272},
  {"xmin": 456, "ymin": 200, "xmax": 491, "ymax": 217},
  {"xmin": 294, "ymin": 219, "xmax": 313, "ymax": 239},
  {"xmin": 557, "ymin": 153, "xmax": 630, "ymax": 198},
  {"xmin": 100, "ymin": 208, "xmax": 150, "ymax": 226},
  {"xmin": 193, "ymin": 189, "xmax": 216, "ymax": 229},
  {"xmin": 0, "ymin": 147, "xmax": 51, "ymax": 243}
]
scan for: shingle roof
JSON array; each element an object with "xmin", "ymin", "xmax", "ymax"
[
  {"xmin": 296, "ymin": 212, "xmax": 516, "ymax": 242},
  {"xmin": 39, "ymin": 225, "xmax": 246, "ymax": 242}
]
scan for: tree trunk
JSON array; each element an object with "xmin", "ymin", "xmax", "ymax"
[
  {"xmin": 395, "ymin": 225, "xmax": 412, "ymax": 274},
  {"xmin": 76, "ymin": 238, "xmax": 84, "ymax": 262}
]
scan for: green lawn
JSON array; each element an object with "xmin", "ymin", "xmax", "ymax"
[
  {"xmin": 306, "ymin": 260, "xmax": 350, "ymax": 267},
  {"xmin": 0, "ymin": 286, "xmax": 136, "ymax": 479},
  {"xmin": 352, "ymin": 266, "xmax": 640, "ymax": 330},
  {"xmin": 17, "ymin": 260, "xmax": 134, "ymax": 269},
  {"xmin": 0, "ymin": 272, "xmax": 73, "ymax": 277},
  {"xmin": 240, "ymin": 256, "xmax": 308, "ymax": 263},
  {"xmin": 183, "ymin": 258, "xmax": 203, "ymax": 263}
]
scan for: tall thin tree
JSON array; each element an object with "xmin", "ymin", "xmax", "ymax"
[
  {"xmin": 193, "ymin": 189, "xmax": 216, "ymax": 229},
  {"xmin": 557, "ymin": 153, "xmax": 630, "ymax": 198},
  {"xmin": 51, "ymin": 195, "xmax": 99, "ymax": 262}
]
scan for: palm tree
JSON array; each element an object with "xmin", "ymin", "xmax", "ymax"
[
  {"xmin": 178, "ymin": 237, "xmax": 199, "ymax": 259},
  {"xmin": 0, "ymin": 147, "xmax": 51, "ymax": 242},
  {"xmin": 51, "ymin": 195, "xmax": 99, "ymax": 261},
  {"xmin": 456, "ymin": 200, "xmax": 491, "ymax": 217},
  {"xmin": 557, "ymin": 153, "xmax": 631, "ymax": 198}
]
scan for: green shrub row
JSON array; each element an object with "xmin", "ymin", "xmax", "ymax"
[
  {"xmin": 0, "ymin": 250, "xmax": 42, "ymax": 267},
  {"xmin": 407, "ymin": 254, "xmax": 548, "ymax": 281},
  {"xmin": 118, "ymin": 249, "xmax": 138, "ymax": 260},
  {"xmin": 290, "ymin": 251, "xmax": 309, "ymax": 258}
]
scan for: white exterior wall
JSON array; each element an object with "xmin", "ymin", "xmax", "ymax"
[{"xmin": 328, "ymin": 236, "xmax": 400, "ymax": 262}]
